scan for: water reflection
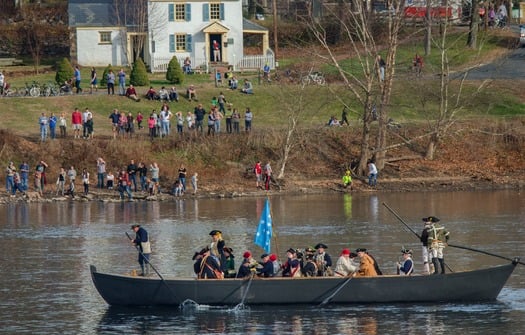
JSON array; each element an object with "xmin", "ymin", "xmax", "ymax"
[{"xmin": 1, "ymin": 190, "xmax": 525, "ymax": 334}]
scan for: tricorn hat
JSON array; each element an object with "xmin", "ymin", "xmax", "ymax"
[
  {"xmin": 315, "ymin": 243, "xmax": 328, "ymax": 249},
  {"xmin": 131, "ymin": 224, "xmax": 140, "ymax": 229},
  {"xmin": 286, "ymin": 248, "xmax": 296, "ymax": 254},
  {"xmin": 261, "ymin": 253, "xmax": 269, "ymax": 259},
  {"xmin": 223, "ymin": 247, "xmax": 233, "ymax": 254},
  {"xmin": 401, "ymin": 248, "xmax": 413, "ymax": 255},
  {"xmin": 305, "ymin": 247, "xmax": 316, "ymax": 253},
  {"xmin": 356, "ymin": 248, "xmax": 367, "ymax": 253},
  {"xmin": 422, "ymin": 216, "xmax": 440, "ymax": 223},
  {"xmin": 209, "ymin": 229, "xmax": 222, "ymax": 236}
]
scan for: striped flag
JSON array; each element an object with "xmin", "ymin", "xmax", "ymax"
[{"xmin": 254, "ymin": 198, "xmax": 272, "ymax": 253}]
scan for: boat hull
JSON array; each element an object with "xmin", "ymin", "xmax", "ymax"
[{"xmin": 90, "ymin": 262, "xmax": 517, "ymax": 306}]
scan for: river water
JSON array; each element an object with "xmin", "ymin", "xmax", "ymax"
[{"xmin": 1, "ymin": 190, "xmax": 524, "ymax": 334}]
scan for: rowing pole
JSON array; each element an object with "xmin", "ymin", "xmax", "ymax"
[{"xmin": 382, "ymin": 203, "xmax": 524, "ymax": 267}]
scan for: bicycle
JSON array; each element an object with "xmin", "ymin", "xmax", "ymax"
[
  {"xmin": 19, "ymin": 81, "xmax": 41, "ymax": 97},
  {"xmin": 301, "ymin": 70, "xmax": 326, "ymax": 86}
]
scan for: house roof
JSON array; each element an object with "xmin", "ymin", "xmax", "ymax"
[
  {"xmin": 69, "ymin": 0, "xmax": 115, "ymax": 27},
  {"xmin": 69, "ymin": 0, "xmax": 141, "ymax": 27},
  {"xmin": 242, "ymin": 18, "xmax": 268, "ymax": 32}
]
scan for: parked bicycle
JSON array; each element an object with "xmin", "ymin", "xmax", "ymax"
[
  {"xmin": 301, "ymin": 70, "xmax": 326, "ymax": 86},
  {"xmin": 19, "ymin": 81, "xmax": 41, "ymax": 97}
]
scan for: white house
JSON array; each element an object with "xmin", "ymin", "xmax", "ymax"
[{"xmin": 69, "ymin": 0, "xmax": 273, "ymax": 72}]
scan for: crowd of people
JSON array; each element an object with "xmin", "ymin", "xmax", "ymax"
[{"xmin": 4, "ymin": 157, "xmax": 199, "ymax": 200}]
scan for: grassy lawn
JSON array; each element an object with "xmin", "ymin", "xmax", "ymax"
[{"xmin": 1, "ymin": 28, "xmax": 522, "ymax": 138}]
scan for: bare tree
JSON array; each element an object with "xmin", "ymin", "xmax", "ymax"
[
  {"xmin": 304, "ymin": 0, "xmax": 406, "ymax": 175},
  {"xmin": 467, "ymin": 0, "xmax": 480, "ymax": 48}
]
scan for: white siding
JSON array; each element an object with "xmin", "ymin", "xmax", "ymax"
[{"xmin": 76, "ymin": 28, "xmax": 128, "ymax": 67}]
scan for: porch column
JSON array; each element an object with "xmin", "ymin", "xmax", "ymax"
[{"xmin": 262, "ymin": 31, "xmax": 269, "ymax": 53}]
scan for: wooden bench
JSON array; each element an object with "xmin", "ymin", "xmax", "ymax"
[{"xmin": 0, "ymin": 58, "xmax": 24, "ymax": 66}]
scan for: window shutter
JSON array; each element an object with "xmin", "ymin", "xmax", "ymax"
[
  {"xmin": 203, "ymin": 4, "xmax": 209, "ymax": 22},
  {"xmin": 168, "ymin": 3, "xmax": 174, "ymax": 22},
  {"xmin": 186, "ymin": 34, "xmax": 193, "ymax": 52},
  {"xmin": 169, "ymin": 34, "xmax": 175, "ymax": 53},
  {"xmin": 186, "ymin": 4, "xmax": 191, "ymax": 21},
  {"xmin": 219, "ymin": 3, "xmax": 225, "ymax": 20}
]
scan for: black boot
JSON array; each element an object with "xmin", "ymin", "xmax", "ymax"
[
  {"xmin": 439, "ymin": 258, "xmax": 446, "ymax": 274},
  {"xmin": 432, "ymin": 258, "xmax": 439, "ymax": 275}
]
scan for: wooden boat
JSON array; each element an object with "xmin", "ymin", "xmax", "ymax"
[{"xmin": 90, "ymin": 259, "xmax": 519, "ymax": 306}]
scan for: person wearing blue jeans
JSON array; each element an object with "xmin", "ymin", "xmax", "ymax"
[
  {"xmin": 178, "ymin": 164, "xmax": 187, "ymax": 191},
  {"xmin": 368, "ymin": 161, "xmax": 378, "ymax": 186}
]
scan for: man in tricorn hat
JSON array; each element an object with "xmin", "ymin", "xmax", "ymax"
[
  {"xmin": 397, "ymin": 248, "xmax": 414, "ymax": 275},
  {"xmin": 209, "ymin": 229, "xmax": 226, "ymax": 271},
  {"xmin": 131, "ymin": 224, "xmax": 151, "ymax": 276},
  {"xmin": 314, "ymin": 243, "xmax": 333, "ymax": 276},
  {"xmin": 421, "ymin": 216, "xmax": 450, "ymax": 274}
]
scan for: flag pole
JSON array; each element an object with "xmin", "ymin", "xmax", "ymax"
[{"xmin": 266, "ymin": 194, "xmax": 280, "ymax": 261}]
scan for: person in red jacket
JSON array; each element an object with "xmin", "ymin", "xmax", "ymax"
[
  {"xmin": 71, "ymin": 108, "xmax": 82, "ymax": 139},
  {"xmin": 254, "ymin": 161, "xmax": 262, "ymax": 189}
]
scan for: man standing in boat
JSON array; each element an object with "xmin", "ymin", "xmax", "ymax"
[
  {"xmin": 422, "ymin": 216, "xmax": 450, "ymax": 274},
  {"xmin": 209, "ymin": 230, "xmax": 226, "ymax": 271},
  {"xmin": 131, "ymin": 224, "xmax": 151, "ymax": 276},
  {"xmin": 420, "ymin": 217, "xmax": 434, "ymax": 274},
  {"xmin": 314, "ymin": 243, "xmax": 333, "ymax": 276}
]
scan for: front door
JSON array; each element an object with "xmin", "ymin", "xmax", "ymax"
[{"xmin": 210, "ymin": 34, "xmax": 222, "ymax": 63}]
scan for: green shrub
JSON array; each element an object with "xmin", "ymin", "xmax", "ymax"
[
  {"xmin": 100, "ymin": 64, "xmax": 113, "ymax": 88},
  {"xmin": 130, "ymin": 58, "xmax": 150, "ymax": 86},
  {"xmin": 166, "ymin": 56, "xmax": 184, "ymax": 84},
  {"xmin": 55, "ymin": 58, "xmax": 74, "ymax": 85}
]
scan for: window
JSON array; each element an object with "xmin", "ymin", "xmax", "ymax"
[
  {"xmin": 99, "ymin": 31, "xmax": 111, "ymax": 44},
  {"xmin": 170, "ymin": 34, "xmax": 192, "ymax": 52},
  {"xmin": 175, "ymin": 4, "xmax": 186, "ymax": 20},
  {"xmin": 210, "ymin": 3, "xmax": 221, "ymax": 20}
]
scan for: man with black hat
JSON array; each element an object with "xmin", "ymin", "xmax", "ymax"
[
  {"xmin": 131, "ymin": 224, "xmax": 151, "ymax": 276},
  {"xmin": 257, "ymin": 253, "xmax": 275, "ymax": 278},
  {"xmin": 314, "ymin": 243, "xmax": 333, "ymax": 276},
  {"xmin": 420, "ymin": 217, "xmax": 434, "ymax": 274},
  {"xmin": 209, "ymin": 229, "xmax": 226, "ymax": 270},
  {"xmin": 422, "ymin": 216, "xmax": 450, "ymax": 274},
  {"xmin": 397, "ymin": 249, "xmax": 414, "ymax": 275}
]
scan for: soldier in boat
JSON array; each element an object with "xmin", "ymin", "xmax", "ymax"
[
  {"xmin": 282, "ymin": 248, "xmax": 302, "ymax": 277},
  {"xmin": 355, "ymin": 248, "xmax": 378, "ymax": 277},
  {"xmin": 209, "ymin": 229, "xmax": 226, "ymax": 270},
  {"xmin": 236, "ymin": 251, "xmax": 259, "ymax": 278},
  {"xmin": 194, "ymin": 247, "xmax": 223, "ymax": 279},
  {"xmin": 257, "ymin": 253, "xmax": 275, "ymax": 278},
  {"xmin": 334, "ymin": 249, "xmax": 359, "ymax": 277},
  {"xmin": 223, "ymin": 247, "xmax": 236, "ymax": 278},
  {"xmin": 397, "ymin": 248, "xmax": 414, "ymax": 275},
  {"xmin": 302, "ymin": 253, "xmax": 318, "ymax": 277},
  {"xmin": 314, "ymin": 243, "xmax": 333, "ymax": 276},
  {"xmin": 422, "ymin": 216, "xmax": 450, "ymax": 274},
  {"xmin": 130, "ymin": 224, "xmax": 151, "ymax": 276}
]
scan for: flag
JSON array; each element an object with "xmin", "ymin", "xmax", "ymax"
[{"xmin": 254, "ymin": 198, "xmax": 272, "ymax": 253}]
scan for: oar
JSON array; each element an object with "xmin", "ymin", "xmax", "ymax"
[
  {"xmin": 239, "ymin": 273, "xmax": 255, "ymax": 306},
  {"xmin": 319, "ymin": 273, "xmax": 355, "ymax": 306},
  {"xmin": 382, "ymin": 203, "xmax": 524, "ymax": 267},
  {"xmin": 382, "ymin": 203, "xmax": 454, "ymax": 272}
]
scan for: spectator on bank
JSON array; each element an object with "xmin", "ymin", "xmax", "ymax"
[
  {"xmin": 187, "ymin": 85, "xmax": 197, "ymax": 101},
  {"xmin": 241, "ymin": 79, "xmax": 253, "ymax": 94},
  {"xmin": 126, "ymin": 85, "xmax": 141, "ymax": 102},
  {"xmin": 146, "ymin": 86, "xmax": 159, "ymax": 100}
]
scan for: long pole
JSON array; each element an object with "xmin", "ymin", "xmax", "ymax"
[
  {"xmin": 272, "ymin": 0, "xmax": 278, "ymax": 61},
  {"xmin": 382, "ymin": 203, "xmax": 524, "ymax": 267},
  {"xmin": 382, "ymin": 203, "xmax": 454, "ymax": 272}
]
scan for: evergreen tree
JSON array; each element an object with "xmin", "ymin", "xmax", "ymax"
[
  {"xmin": 130, "ymin": 58, "xmax": 150, "ymax": 86},
  {"xmin": 55, "ymin": 58, "xmax": 74, "ymax": 85},
  {"xmin": 166, "ymin": 56, "xmax": 184, "ymax": 84},
  {"xmin": 100, "ymin": 64, "xmax": 113, "ymax": 88}
]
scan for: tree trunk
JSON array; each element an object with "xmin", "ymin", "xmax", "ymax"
[
  {"xmin": 467, "ymin": 0, "xmax": 480, "ymax": 48},
  {"xmin": 425, "ymin": 0, "xmax": 431, "ymax": 56}
]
